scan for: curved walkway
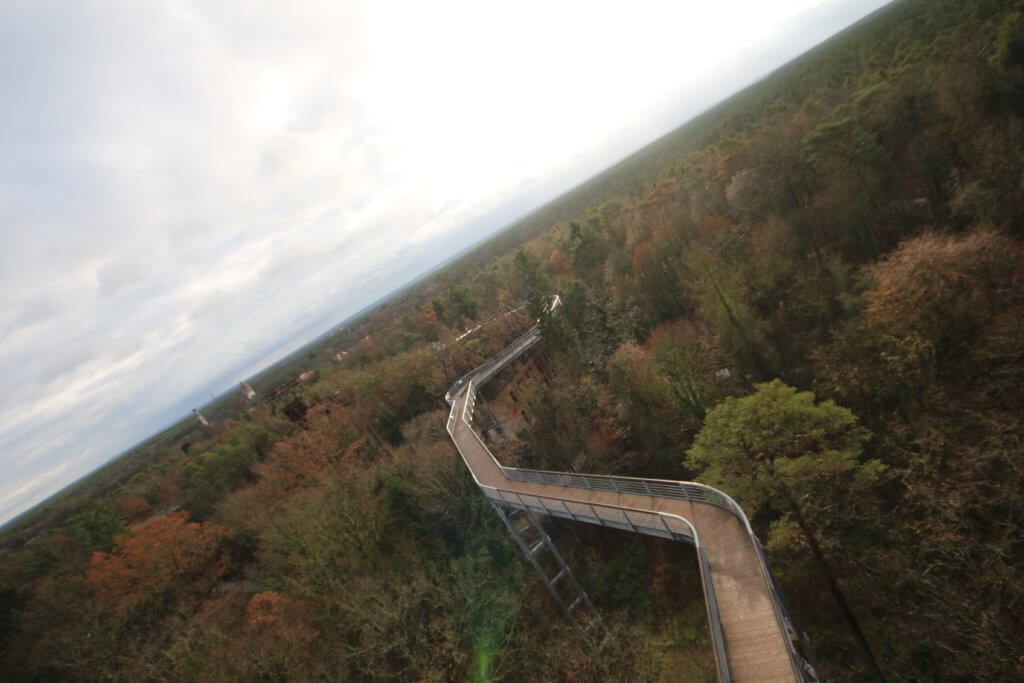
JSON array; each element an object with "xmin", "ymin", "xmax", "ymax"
[{"xmin": 443, "ymin": 322, "xmax": 813, "ymax": 682}]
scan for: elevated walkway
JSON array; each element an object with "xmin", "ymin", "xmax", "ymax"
[{"xmin": 444, "ymin": 320, "xmax": 819, "ymax": 682}]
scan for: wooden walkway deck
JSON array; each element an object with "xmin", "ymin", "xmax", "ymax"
[{"xmin": 447, "ymin": 382, "xmax": 801, "ymax": 682}]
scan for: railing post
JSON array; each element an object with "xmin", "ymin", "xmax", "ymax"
[
  {"xmin": 448, "ymin": 317, "xmax": 813, "ymax": 680},
  {"xmin": 622, "ymin": 511, "xmax": 637, "ymax": 534},
  {"xmin": 561, "ymin": 500, "xmax": 577, "ymax": 522},
  {"xmin": 659, "ymin": 514, "xmax": 674, "ymax": 538}
]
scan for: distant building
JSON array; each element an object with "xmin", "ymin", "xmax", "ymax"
[
  {"xmin": 298, "ymin": 371, "xmax": 314, "ymax": 382},
  {"xmin": 240, "ymin": 381, "xmax": 256, "ymax": 401},
  {"xmin": 192, "ymin": 408, "xmax": 211, "ymax": 427}
]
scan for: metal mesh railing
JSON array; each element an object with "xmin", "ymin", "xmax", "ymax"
[
  {"xmin": 458, "ymin": 376, "xmax": 747, "ymax": 524},
  {"xmin": 468, "ymin": 383, "xmax": 807, "ymax": 681},
  {"xmin": 696, "ymin": 538, "xmax": 732, "ymax": 682},
  {"xmin": 485, "ymin": 485, "xmax": 729, "ymax": 682},
  {"xmin": 485, "ymin": 487, "xmax": 694, "ymax": 540},
  {"xmin": 446, "ymin": 399, "xmax": 458, "ymax": 434},
  {"xmin": 447, "ymin": 312, "xmax": 816, "ymax": 682},
  {"xmin": 500, "ymin": 466, "xmax": 742, "ymax": 516},
  {"xmin": 445, "ymin": 324, "xmax": 541, "ymax": 404}
]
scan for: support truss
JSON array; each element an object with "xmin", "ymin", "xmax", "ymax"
[{"xmin": 491, "ymin": 501, "xmax": 611, "ymax": 649}]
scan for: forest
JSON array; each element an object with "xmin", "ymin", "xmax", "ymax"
[{"xmin": 2, "ymin": 0, "xmax": 1023, "ymax": 680}]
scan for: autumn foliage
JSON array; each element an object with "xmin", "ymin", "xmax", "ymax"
[
  {"xmin": 86, "ymin": 512, "xmax": 233, "ymax": 613},
  {"xmin": 4, "ymin": 3, "xmax": 1024, "ymax": 681},
  {"xmin": 119, "ymin": 496, "xmax": 152, "ymax": 523},
  {"xmin": 865, "ymin": 228, "xmax": 1023, "ymax": 351}
]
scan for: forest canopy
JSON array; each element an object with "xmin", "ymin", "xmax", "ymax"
[{"xmin": 2, "ymin": 1, "xmax": 1023, "ymax": 680}]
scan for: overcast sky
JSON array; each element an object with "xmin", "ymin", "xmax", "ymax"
[{"xmin": 0, "ymin": 0, "xmax": 890, "ymax": 525}]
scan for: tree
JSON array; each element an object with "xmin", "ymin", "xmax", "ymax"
[
  {"xmin": 866, "ymin": 228, "xmax": 1020, "ymax": 355},
  {"xmin": 374, "ymin": 407, "xmax": 404, "ymax": 446},
  {"xmin": 686, "ymin": 379, "xmax": 884, "ymax": 679},
  {"xmin": 992, "ymin": 8, "xmax": 1024, "ymax": 70},
  {"xmin": 120, "ymin": 497, "xmax": 153, "ymax": 523},
  {"xmin": 802, "ymin": 117, "xmax": 889, "ymax": 258},
  {"xmin": 445, "ymin": 285, "xmax": 480, "ymax": 326},
  {"xmin": 431, "ymin": 299, "xmax": 447, "ymax": 326},
  {"xmin": 183, "ymin": 441, "xmax": 258, "ymax": 519},
  {"xmin": 687, "ymin": 379, "xmax": 877, "ymax": 517},
  {"xmin": 566, "ymin": 219, "xmax": 606, "ymax": 283},
  {"xmin": 513, "ymin": 248, "xmax": 554, "ymax": 319},
  {"xmin": 815, "ymin": 228, "xmax": 1023, "ymax": 414},
  {"xmin": 63, "ymin": 502, "xmax": 125, "ymax": 554},
  {"xmin": 86, "ymin": 511, "xmax": 233, "ymax": 614}
]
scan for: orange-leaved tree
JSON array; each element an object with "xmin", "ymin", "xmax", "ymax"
[{"xmin": 86, "ymin": 511, "xmax": 233, "ymax": 613}]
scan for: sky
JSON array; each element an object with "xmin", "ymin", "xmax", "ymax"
[{"xmin": 0, "ymin": 0, "xmax": 891, "ymax": 526}]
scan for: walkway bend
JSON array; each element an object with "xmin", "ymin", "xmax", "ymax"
[{"xmin": 444, "ymin": 321, "xmax": 816, "ymax": 683}]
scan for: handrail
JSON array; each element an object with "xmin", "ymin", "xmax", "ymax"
[
  {"xmin": 483, "ymin": 485, "xmax": 730, "ymax": 681},
  {"xmin": 445, "ymin": 324, "xmax": 541, "ymax": 404},
  {"xmin": 502, "ymin": 466, "xmax": 741, "ymax": 515},
  {"xmin": 461, "ymin": 380, "xmax": 748, "ymax": 525},
  {"xmin": 444, "ymin": 295, "xmax": 561, "ymax": 404},
  {"xmin": 697, "ymin": 537, "xmax": 731, "ymax": 682},
  {"xmin": 460, "ymin": 378, "xmax": 808, "ymax": 681},
  {"xmin": 444, "ymin": 302, "xmax": 814, "ymax": 682},
  {"xmin": 455, "ymin": 378, "xmax": 734, "ymax": 681}
]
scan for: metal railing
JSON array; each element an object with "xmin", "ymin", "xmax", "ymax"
[
  {"xmin": 462, "ymin": 378, "xmax": 812, "ymax": 681},
  {"xmin": 485, "ymin": 487, "xmax": 694, "ymax": 541},
  {"xmin": 444, "ymin": 295, "xmax": 560, "ymax": 404},
  {"xmin": 446, "ymin": 399, "xmax": 458, "ymax": 434},
  {"xmin": 484, "ymin": 486, "xmax": 729, "ymax": 681},
  {"xmin": 445, "ymin": 324, "xmax": 541, "ymax": 404},
  {"xmin": 460, "ymin": 379, "xmax": 749, "ymax": 527},
  {"xmin": 501, "ymin": 467, "xmax": 742, "ymax": 515},
  {"xmin": 445, "ymin": 310, "xmax": 817, "ymax": 682},
  {"xmin": 696, "ymin": 537, "xmax": 731, "ymax": 682}
]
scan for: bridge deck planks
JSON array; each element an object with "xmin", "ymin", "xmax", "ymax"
[{"xmin": 450, "ymin": 388, "xmax": 799, "ymax": 683}]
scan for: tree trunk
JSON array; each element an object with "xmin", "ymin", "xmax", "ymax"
[{"xmin": 778, "ymin": 483, "xmax": 886, "ymax": 682}]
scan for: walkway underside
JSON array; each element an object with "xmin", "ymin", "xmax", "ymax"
[{"xmin": 448, "ymin": 384, "xmax": 800, "ymax": 682}]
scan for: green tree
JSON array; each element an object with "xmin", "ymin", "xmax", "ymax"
[
  {"xmin": 431, "ymin": 299, "xmax": 447, "ymax": 326},
  {"xmin": 183, "ymin": 434, "xmax": 271, "ymax": 519},
  {"xmin": 566, "ymin": 219, "xmax": 605, "ymax": 282},
  {"xmin": 374, "ymin": 407, "xmax": 404, "ymax": 446},
  {"xmin": 802, "ymin": 117, "xmax": 889, "ymax": 258},
  {"xmin": 445, "ymin": 285, "xmax": 480, "ymax": 326},
  {"xmin": 63, "ymin": 502, "xmax": 125, "ymax": 554},
  {"xmin": 513, "ymin": 248, "xmax": 553, "ymax": 319},
  {"xmin": 686, "ymin": 380, "xmax": 878, "ymax": 520},
  {"xmin": 686, "ymin": 379, "xmax": 884, "ymax": 679}
]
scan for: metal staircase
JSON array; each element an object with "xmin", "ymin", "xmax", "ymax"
[
  {"xmin": 491, "ymin": 502, "xmax": 611, "ymax": 648},
  {"xmin": 444, "ymin": 304, "xmax": 824, "ymax": 682}
]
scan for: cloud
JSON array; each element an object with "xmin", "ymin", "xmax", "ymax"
[{"xmin": 0, "ymin": 0, "xmax": 891, "ymax": 525}]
